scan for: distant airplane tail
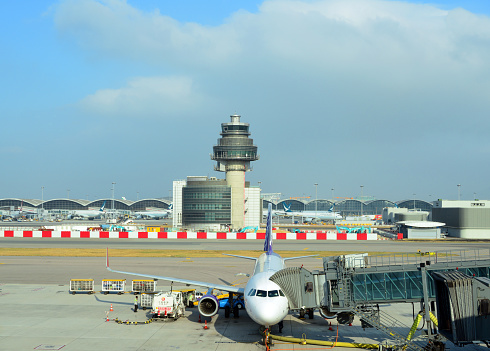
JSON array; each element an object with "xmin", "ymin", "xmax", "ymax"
[
  {"xmin": 99, "ymin": 201, "xmax": 106, "ymax": 212},
  {"xmin": 282, "ymin": 203, "xmax": 292, "ymax": 212},
  {"xmin": 264, "ymin": 203, "xmax": 273, "ymax": 254},
  {"xmin": 168, "ymin": 204, "xmax": 173, "ymax": 211}
]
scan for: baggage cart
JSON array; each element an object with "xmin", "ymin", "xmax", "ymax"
[
  {"xmin": 101, "ymin": 279, "xmax": 126, "ymax": 294},
  {"xmin": 132, "ymin": 279, "xmax": 157, "ymax": 293},
  {"xmin": 69, "ymin": 279, "xmax": 95, "ymax": 294},
  {"xmin": 140, "ymin": 293, "xmax": 154, "ymax": 309}
]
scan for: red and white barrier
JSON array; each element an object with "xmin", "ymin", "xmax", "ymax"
[{"xmin": 0, "ymin": 230, "xmax": 378, "ymax": 240}]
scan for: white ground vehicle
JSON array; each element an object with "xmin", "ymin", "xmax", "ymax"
[{"xmin": 151, "ymin": 291, "xmax": 185, "ymax": 320}]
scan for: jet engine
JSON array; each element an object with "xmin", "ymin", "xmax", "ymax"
[
  {"xmin": 198, "ymin": 294, "xmax": 219, "ymax": 317},
  {"xmin": 319, "ymin": 307, "xmax": 337, "ymax": 319}
]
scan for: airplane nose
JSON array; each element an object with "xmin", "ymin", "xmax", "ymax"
[{"xmin": 249, "ymin": 302, "xmax": 286, "ymax": 327}]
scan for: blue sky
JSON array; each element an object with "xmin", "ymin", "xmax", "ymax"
[{"xmin": 1, "ymin": 0, "xmax": 490, "ymax": 202}]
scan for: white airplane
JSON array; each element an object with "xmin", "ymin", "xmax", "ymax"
[
  {"xmin": 134, "ymin": 204, "xmax": 172, "ymax": 219},
  {"xmin": 280, "ymin": 203, "xmax": 342, "ymax": 221},
  {"xmin": 67, "ymin": 201, "xmax": 106, "ymax": 220},
  {"xmin": 106, "ymin": 204, "xmax": 315, "ymax": 332},
  {"xmin": 4, "ymin": 202, "xmax": 37, "ymax": 220}
]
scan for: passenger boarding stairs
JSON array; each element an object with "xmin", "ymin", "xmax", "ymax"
[{"xmin": 351, "ymin": 305, "xmax": 426, "ymax": 351}]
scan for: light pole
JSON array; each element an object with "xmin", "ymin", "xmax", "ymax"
[
  {"xmin": 413, "ymin": 193, "xmax": 416, "ymax": 210},
  {"xmin": 112, "ymin": 182, "xmax": 116, "ymax": 220},
  {"xmin": 457, "ymin": 184, "xmax": 461, "ymax": 201},
  {"xmin": 360, "ymin": 185, "xmax": 364, "ymax": 217},
  {"xmin": 314, "ymin": 183, "xmax": 318, "ymax": 219},
  {"xmin": 41, "ymin": 186, "xmax": 44, "ymax": 220},
  {"xmin": 331, "ymin": 188, "xmax": 334, "ymax": 201}
]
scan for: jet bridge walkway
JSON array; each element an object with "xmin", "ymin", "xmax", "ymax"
[
  {"xmin": 270, "ymin": 249, "xmax": 490, "ymax": 351},
  {"xmin": 348, "ymin": 249, "xmax": 490, "ymax": 304}
]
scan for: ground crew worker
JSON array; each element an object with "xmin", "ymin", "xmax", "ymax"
[
  {"xmin": 187, "ymin": 292, "xmax": 194, "ymax": 308},
  {"xmin": 134, "ymin": 295, "xmax": 138, "ymax": 312}
]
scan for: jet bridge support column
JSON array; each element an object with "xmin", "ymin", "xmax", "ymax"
[{"xmin": 420, "ymin": 264, "xmax": 434, "ymax": 340}]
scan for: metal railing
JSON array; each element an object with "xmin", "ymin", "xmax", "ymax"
[{"xmin": 347, "ymin": 249, "xmax": 490, "ymax": 272}]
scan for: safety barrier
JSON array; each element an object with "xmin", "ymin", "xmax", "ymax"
[{"xmin": 0, "ymin": 230, "xmax": 378, "ymax": 240}]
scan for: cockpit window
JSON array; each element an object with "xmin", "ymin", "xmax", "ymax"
[
  {"xmin": 247, "ymin": 289, "xmax": 257, "ymax": 296},
  {"xmin": 256, "ymin": 290, "xmax": 267, "ymax": 297},
  {"xmin": 279, "ymin": 290, "xmax": 285, "ymax": 297},
  {"xmin": 268, "ymin": 290, "xmax": 279, "ymax": 297}
]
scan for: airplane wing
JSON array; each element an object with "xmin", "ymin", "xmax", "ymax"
[
  {"xmin": 106, "ymin": 249, "xmax": 244, "ymax": 294},
  {"xmin": 222, "ymin": 253, "xmax": 257, "ymax": 260},
  {"xmin": 283, "ymin": 254, "xmax": 319, "ymax": 261}
]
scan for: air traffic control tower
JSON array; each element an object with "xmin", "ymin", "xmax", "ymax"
[{"xmin": 211, "ymin": 115, "xmax": 259, "ymax": 230}]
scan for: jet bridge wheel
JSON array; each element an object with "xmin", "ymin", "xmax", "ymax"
[
  {"xmin": 225, "ymin": 306, "xmax": 231, "ymax": 318},
  {"xmin": 337, "ymin": 312, "xmax": 354, "ymax": 325},
  {"xmin": 308, "ymin": 308, "xmax": 314, "ymax": 319}
]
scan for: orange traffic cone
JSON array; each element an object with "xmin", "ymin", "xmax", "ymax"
[
  {"xmin": 203, "ymin": 320, "xmax": 209, "ymax": 330},
  {"xmin": 106, "ymin": 314, "xmax": 110, "ymax": 322},
  {"xmin": 164, "ymin": 310, "xmax": 167, "ymax": 317},
  {"xmin": 110, "ymin": 304, "xmax": 113, "ymax": 312},
  {"xmin": 328, "ymin": 322, "xmax": 333, "ymax": 331},
  {"xmin": 198, "ymin": 314, "xmax": 202, "ymax": 323},
  {"xmin": 157, "ymin": 309, "xmax": 161, "ymax": 318},
  {"xmin": 348, "ymin": 322, "xmax": 352, "ymax": 326}
]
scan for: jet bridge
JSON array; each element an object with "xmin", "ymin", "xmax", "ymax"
[{"xmin": 270, "ymin": 249, "xmax": 490, "ymax": 351}]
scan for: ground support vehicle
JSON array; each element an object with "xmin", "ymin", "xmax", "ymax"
[{"xmin": 151, "ymin": 291, "xmax": 185, "ymax": 320}]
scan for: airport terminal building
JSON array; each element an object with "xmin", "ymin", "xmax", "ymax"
[{"xmin": 172, "ymin": 176, "xmax": 261, "ymax": 231}]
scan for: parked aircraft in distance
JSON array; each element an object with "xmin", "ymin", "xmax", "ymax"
[
  {"xmin": 280, "ymin": 203, "xmax": 342, "ymax": 221},
  {"xmin": 67, "ymin": 201, "xmax": 106, "ymax": 220},
  {"xmin": 134, "ymin": 204, "xmax": 172, "ymax": 219},
  {"xmin": 2, "ymin": 201, "xmax": 37, "ymax": 220},
  {"xmin": 106, "ymin": 204, "xmax": 315, "ymax": 332}
]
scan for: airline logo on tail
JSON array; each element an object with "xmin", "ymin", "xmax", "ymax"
[
  {"xmin": 264, "ymin": 203, "xmax": 273, "ymax": 254},
  {"xmin": 283, "ymin": 203, "xmax": 292, "ymax": 212},
  {"xmin": 99, "ymin": 201, "xmax": 106, "ymax": 212}
]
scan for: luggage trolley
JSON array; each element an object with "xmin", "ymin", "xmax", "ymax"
[
  {"xmin": 101, "ymin": 279, "xmax": 126, "ymax": 294},
  {"xmin": 69, "ymin": 279, "xmax": 95, "ymax": 294},
  {"xmin": 132, "ymin": 280, "xmax": 157, "ymax": 310},
  {"xmin": 132, "ymin": 279, "xmax": 157, "ymax": 294},
  {"xmin": 140, "ymin": 293, "xmax": 154, "ymax": 310}
]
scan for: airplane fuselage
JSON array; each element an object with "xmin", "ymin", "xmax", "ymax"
[{"xmin": 244, "ymin": 252, "xmax": 289, "ymax": 328}]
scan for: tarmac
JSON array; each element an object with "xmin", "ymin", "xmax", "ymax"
[
  {"xmin": 1, "ymin": 239, "xmax": 489, "ymax": 350},
  {"xmin": 0, "ymin": 282, "xmax": 454, "ymax": 351}
]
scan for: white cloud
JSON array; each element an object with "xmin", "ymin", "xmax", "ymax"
[
  {"xmin": 54, "ymin": 0, "xmax": 241, "ymax": 67},
  {"xmin": 80, "ymin": 76, "xmax": 211, "ymax": 118}
]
